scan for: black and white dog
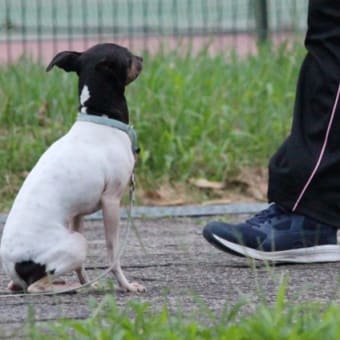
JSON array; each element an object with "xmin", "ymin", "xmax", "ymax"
[{"xmin": 0, "ymin": 43, "xmax": 145, "ymax": 293}]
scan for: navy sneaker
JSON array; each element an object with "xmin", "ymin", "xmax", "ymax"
[{"xmin": 203, "ymin": 203, "xmax": 340, "ymax": 263}]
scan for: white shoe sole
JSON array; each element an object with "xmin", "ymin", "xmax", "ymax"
[{"xmin": 213, "ymin": 234, "xmax": 340, "ymax": 263}]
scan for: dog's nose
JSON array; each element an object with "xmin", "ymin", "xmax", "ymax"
[{"xmin": 136, "ymin": 56, "xmax": 143, "ymax": 63}]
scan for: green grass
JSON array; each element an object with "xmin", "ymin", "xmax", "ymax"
[
  {"xmin": 0, "ymin": 44, "xmax": 306, "ymax": 210},
  {"xmin": 23, "ymin": 281, "xmax": 340, "ymax": 339}
]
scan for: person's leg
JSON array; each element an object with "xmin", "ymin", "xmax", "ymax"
[
  {"xmin": 269, "ymin": 0, "xmax": 340, "ymax": 227},
  {"xmin": 202, "ymin": 0, "xmax": 340, "ymax": 262}
]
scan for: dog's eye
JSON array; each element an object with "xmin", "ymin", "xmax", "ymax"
[{"xmin": 127, "ymin": 57, "xmax": 132, "ymax": 67}]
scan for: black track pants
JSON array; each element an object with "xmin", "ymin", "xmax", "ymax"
[{"xmin": 268, "ymin": 0, "xmax": 340, "ymax": 227}]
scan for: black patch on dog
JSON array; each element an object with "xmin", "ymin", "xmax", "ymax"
[
  {"xmin": 15, "ymin": 261, "xmax": 54, "ymax": 286},
  {"xmin": 46, "ymin": 43, "xmax": 143, "ymax": 124}
]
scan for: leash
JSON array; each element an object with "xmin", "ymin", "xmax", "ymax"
[{"xmin": 0, "ymin": 173, "xmax": 137, "ymax": 298}]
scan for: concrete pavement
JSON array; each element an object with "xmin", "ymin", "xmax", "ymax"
[{"xmin": 1, "ymin": 212, "xmax": 340, "ymax": 337}]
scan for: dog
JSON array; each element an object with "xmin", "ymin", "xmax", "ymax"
[{"xmin": 0, "ymin": 43, "xmax": 145, "ymax": 293}]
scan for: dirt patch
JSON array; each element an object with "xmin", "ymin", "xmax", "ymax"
[{"xmin": 138, "ymin": 166, "xmax": 268, "ymax": 206}]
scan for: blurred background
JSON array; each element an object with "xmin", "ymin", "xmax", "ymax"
[
  {"xmin": 0, "ymin": 0, "xmax": 308, "ymax": 62},
  {"xmin": 0, "ymin": 1, "xmax": 310, "ymax": 209}
]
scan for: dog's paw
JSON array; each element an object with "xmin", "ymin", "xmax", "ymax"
[
  {"xmin": 130, "ymin": 282, "xmax": 146, "ymax": 293},
  {"xmin": 27, "ymin": 283, "xmax": 51, "ymax": 294},
  {"xmin": 28, "ymin": 281, "xmax": 80, "ymax": 294},
  {"xmin": 119, "ymin": 281, "xmax": 146, "ymax": 293},
  {"xmin": 52, "ymin": 279, "xmax": 67, "ymax": 285},
  {"xmin": 8, "ymin": 281, "xmax": 24, "ymax": 292}
]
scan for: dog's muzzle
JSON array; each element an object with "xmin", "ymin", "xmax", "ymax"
[{"xmin": 126, "ymin": 56, "xmax": 143, "ymax": 85}]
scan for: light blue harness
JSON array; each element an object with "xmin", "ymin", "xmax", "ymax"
[{"xmin": 77, "ymin": 113, "xmax": 139, "ymax": 154}]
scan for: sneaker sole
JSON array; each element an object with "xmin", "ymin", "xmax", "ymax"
[{"xmin": 211, "ymin": 234, "xmax": 340, "ymax": 263}]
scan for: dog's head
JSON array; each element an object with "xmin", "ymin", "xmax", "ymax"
[{"xmin": 46, "ymin": 43, "xmax": 143, "ymax": 122}]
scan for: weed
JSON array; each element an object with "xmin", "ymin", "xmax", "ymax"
[{"xmin": 24, "ymin": 281, "xmax": 340, "ymax": 339}]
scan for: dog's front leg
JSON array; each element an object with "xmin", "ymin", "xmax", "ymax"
[
  {"xmin": 75, "ymin": 266, "xmax": 89, "ymax": 284},
  {"xmin": 101, "ymin": 195, "xmax": 145, "ymax": 293},
  {"xmin": 70, "ymin": 216, "xmax": 90, "ymax": 285}
]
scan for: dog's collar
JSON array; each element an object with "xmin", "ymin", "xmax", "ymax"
[{"xmin": 77, "ymin": 113, "xmax": 139, "ymax": 154}]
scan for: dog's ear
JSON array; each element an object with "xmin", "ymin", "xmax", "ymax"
[{"xmin": 46, "ymin": 51, "xmax": 81, "ymax": 73}]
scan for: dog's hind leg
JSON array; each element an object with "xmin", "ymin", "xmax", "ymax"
[
  {"xmin": 101, "ymin": 195, "xmax": 145, "ymax": 292},
  {"xmin": 26, "ymin": 231, "xmax": 87, "ymax": 293},
  {"xmin": 8, "ymin": 281, "xmax": 25, "ymax": 292},
  {"xmin": 27, "ymin": 230, "xmax": 88, "ymax": 294},
  {"xmin": 27, "ymin": 275, "xmax": 80, "ymax": 293},
  {"xmin": 70, "ymin": 215, "xmax": 84, "ymax": 232}
]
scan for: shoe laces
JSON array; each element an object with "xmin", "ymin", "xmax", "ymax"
[{"xmin": 246, "ymin": 204, "xmax": 286, "ymax": 227}]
